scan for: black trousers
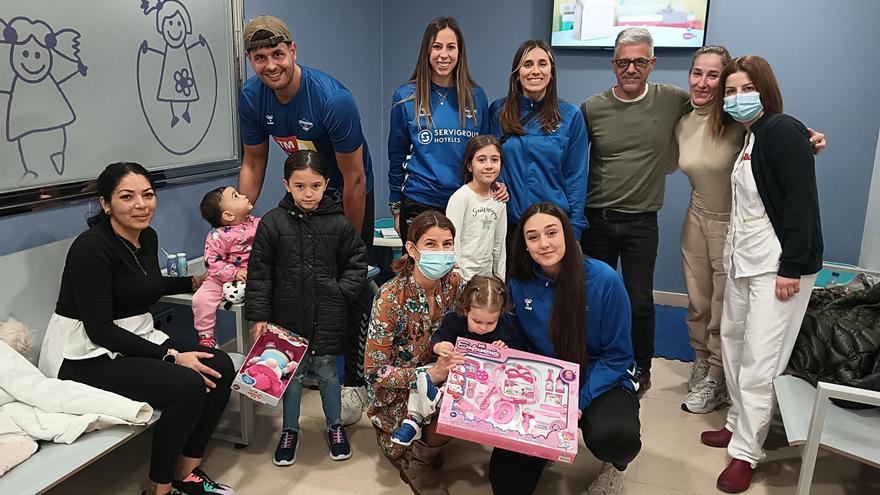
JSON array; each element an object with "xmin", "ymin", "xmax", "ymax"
[
  {"xmin": 58, "ymin": 340, "xmax": 234, "ymax": 484},
  {"xmin": 488, "ymin": 386, "xmax": 641, "ymax": 495},
  {"xmin": 343, "ymin": 191, "xmax": 375, "ymax": 387},
  {"xmin": 398, "ymin": 194, "xmax": 445, "ymax": 244},
  {"xmin": 581, "ymin": 209, "xmax": 659, "ymax": 372}
]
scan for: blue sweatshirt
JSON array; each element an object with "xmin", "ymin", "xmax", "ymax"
[
  {"xmin": 507, "ymin": 258, "xmax": 636, "ymax": 411},
  {"xmin": 489, "ymin": 96, "xmax": 589, "ymax": 238},
  {"xmin": 388, "ymin": 83, "xmax": 490, "ymax": 207}
]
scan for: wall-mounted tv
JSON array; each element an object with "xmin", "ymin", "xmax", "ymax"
[{"xmin": 551, "ymin": 0, "xmax": 709, "ymax": 49}]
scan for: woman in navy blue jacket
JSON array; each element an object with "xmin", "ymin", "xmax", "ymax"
[
  {"xmin": 490, "ymin": 40, "xmax": 589, "ymax": 242},
  {"xmin": 489, "ymin": 202, "xmax": 640, "ymax": 495},
  {"xmin": 387, "ymin": 17, "xmax": 489, "ymax": 241}
]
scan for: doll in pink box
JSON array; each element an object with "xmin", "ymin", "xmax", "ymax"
[
  {"xmin": 391, "ymin": 275, "xmax": 526, "ymax": 446},
  {"xmin": 244, "ymin": 342, "xmax": 298, "ymax": 396},
  {"xmin": 193, "ymin": 186, "xmax": 260, "ymax": 347}
]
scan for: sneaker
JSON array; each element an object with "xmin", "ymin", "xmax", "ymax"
[
  {"xmin": 586, "ymin": 462, "xmax": 624, "ymax": 495},
  {"xmin": 328, "ymin": 424, "xmax": 352, "ymax": 460},
  {"xmin": 391, "ymin": 418, "xmax": 423, "ymax": 447},
  {"xmin": 273, "ymin": 429, "xmax": 299, "ymax": 466},
  {"xmin": 700, "ymin": 426, "xmax": 733, "ymax": 448},
  {"xmin": 341, "ymin": 386, "xmax": 367, "ymax": 426},
  {"xmin": 687, "ymin": 358, "xmax": 711, "ymax": 392},
  {"xmin": 636, "ymin": 369, "xmax": 652, "ymax": 399},
  {"xmin": 171, "ymin": 467, "xmax": 234, "ymax": 495},
  {"xmin": 682, "ymin": 377, "xmax": 729, "ymax": 414},
  {"xmin": 197, "ymin": 335, "xmax": 217, "ymax": 349}
]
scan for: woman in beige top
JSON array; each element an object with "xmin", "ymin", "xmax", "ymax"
[{"xmin": 674, "ymin": 46, "xmax": 825, "ymax": 414}]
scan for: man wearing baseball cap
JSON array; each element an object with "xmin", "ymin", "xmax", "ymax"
[{"xmin": 238, "ymin": 14, "xmax": 375, "ymax": 458}]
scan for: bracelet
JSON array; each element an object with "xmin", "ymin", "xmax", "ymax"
[{"xmin": 388, "ymin": 201, "xmax": 401, "ymax": 215}]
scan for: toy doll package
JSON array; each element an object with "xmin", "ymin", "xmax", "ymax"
[
  {"xmin": 436, "ymin": 337, "xmax": 580, "ymax": 463},
  {"xmin": 231, "ymin": 323, "xmax": 309, "ymax": 406}
]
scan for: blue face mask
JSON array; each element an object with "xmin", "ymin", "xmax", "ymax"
[
  {"xmin": 414, "ymin": 249, "xmax": 456, "ymax": 280},
  {"xmin": 723, "ymin": 92, "xmax": 763, "ymax": 123}
]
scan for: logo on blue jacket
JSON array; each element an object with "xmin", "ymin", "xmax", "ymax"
[
  {"xmin": 418, "ymin": 129, "xmax": 433, "ymax": 144},
  {"xmin": 298, "ymin": 119, "xmax": 314, "ymax": 131}
]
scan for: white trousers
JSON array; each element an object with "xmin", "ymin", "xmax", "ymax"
[
  {"xmin": 407, "ymin": 366, "xmax": 439, "ymax": 424},
  {"xmin": 721, "ymin": 271, "xmax": 816, "ymax": 466}
]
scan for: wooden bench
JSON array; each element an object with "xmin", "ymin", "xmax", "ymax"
[{"xmin": 774, "ymin": 374, "xmax": 880, "ymax": 495}]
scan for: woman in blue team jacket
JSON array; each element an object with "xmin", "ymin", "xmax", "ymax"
[
  {"xmin": 490, "ymin": 40, "xmax": 589, "ymax": 242},
  {"xmin": 489, "ymin": 202, "xmax": 639, "ymax": 495},
  {"xmin": 387, "ymin": 17, "xmax": 489, "ymax": 241}
]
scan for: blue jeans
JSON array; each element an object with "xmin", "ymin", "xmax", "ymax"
[
  {"xmin": 282, "ymin": 353, "xmax": 342, "ymax": 431},
  {"xmin": 582, "ymin": 209, "xmax": 659, "ymax": 372}
]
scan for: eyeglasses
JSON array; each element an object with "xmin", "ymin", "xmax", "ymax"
[{"xmin": 612, "ymin": 58, "xmax": 651, "ymax": 71}]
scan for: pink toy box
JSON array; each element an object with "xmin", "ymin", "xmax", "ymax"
[
  {"xmin": 231, "ymin": 323, "xmax": 309, "ymax": 406},
  {"xmin": 436, "ymin": 337, "xmax": 580, "ymax": 463}
]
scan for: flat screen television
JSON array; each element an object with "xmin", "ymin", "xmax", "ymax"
[{"xmin": 551, "ymin": 0, "xmax": 709, "ymax": 49}]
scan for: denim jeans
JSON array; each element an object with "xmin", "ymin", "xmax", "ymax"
[
  {"xmin": 581, "ymin": 209, "xmax": 659, "ymax": 372},
  {"xmin": 282, "ymin": 353, "xmax": 343, "ymax": 431}
]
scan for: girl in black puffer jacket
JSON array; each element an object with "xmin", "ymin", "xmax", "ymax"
[{"xmin": 245, "ymin": 150, "xmax": 367, "ymax": 465}]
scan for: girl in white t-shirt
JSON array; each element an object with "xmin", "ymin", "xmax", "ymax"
[{"xmin": 445, "ymin": 135, "xmax": 507, "ymax": 280}]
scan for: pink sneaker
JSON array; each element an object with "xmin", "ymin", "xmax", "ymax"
[
  {"xmin": 700, "ymin": 427, "xmax": 732, "ymax": 448},
  {"xmin": 717, "ymin": 459, "xmax": 753, "ymax": 493}
]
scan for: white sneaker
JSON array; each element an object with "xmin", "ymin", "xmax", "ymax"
[
  {"xmin": 341, "ymin": 386, "xmax": 367, "ymax": 426},
  {"xmin": 682, "ymin": 376, "xmax": 729, "ymax": 414},
  {"xmin": 687, "ymin": 358, "xmax": 711, "ymax": 392},
  {"xmin": 587, "ymin": 462, "xmax": 625, "ymax": 495}
]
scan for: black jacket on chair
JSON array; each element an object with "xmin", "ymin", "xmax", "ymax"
[{"xmin": 245, "ymin": 193, "xmax": 367, "ymax": 356}]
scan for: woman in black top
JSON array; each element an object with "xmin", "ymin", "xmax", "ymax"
[
  {"xmin": 39, "ymin": 163, "xmax": 236, "ymax": 495},
  {"xmin": 702, "ymin": 56, "xmax": 823, "ymax": 494}
]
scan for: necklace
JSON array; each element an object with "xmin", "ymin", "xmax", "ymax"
[
  {"xmin": 434, "ymin": 86, "xmax": 451, "ymax": 106},
  {"xmin": 114, "ymin": 230, "xmax": 148, "ymax": 276}
]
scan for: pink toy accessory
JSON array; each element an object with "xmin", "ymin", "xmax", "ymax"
[
  {"xmin": 437, "ymin": 337, "xmax": 580, "ymax": 463},
  {"xmin": 232, "ymin": 323, "xmax": 309, "ymax": 406}
]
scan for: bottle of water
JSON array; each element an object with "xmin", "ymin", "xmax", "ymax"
[{"xmin": 825, "ymin": 271, "xmax": 841, "ymax": 288}]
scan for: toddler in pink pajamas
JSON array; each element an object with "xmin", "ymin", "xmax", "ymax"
[{"xmin": 195, "ymin": 186, "xmax": 261, "ymax": 348}]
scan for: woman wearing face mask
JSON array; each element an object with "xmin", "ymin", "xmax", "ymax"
[
  {"xmin": 674, "ymin": 47, "xmax": 826, "ymax": 415},
  {"xmin": 388, "ymin": 17, "xmax": 490, "ymax": 241},
  {"xmin": 698, "ymin": 55, "xmax": 823, "ymax": 494},
  {"xmin": 490, "ymin": 40, "xmax": 589, "ymax": 245},
  {"xmin": 363, "ymin": 211, "xmax": 466, "ymax": 495}
]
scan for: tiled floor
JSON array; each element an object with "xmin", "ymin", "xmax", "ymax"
[{"xmin": 47, "ymin": 359, "xmax": 880, "ymax": 494}]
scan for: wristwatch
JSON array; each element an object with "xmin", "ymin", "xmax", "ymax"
[{"xmin": 162, "ymin": 348, "xmax": 179, "ymax": 364}]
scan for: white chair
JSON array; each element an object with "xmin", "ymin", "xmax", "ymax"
[{"xmin": 774, "ymin": 375, "xmax": 880, "ymax": 495}]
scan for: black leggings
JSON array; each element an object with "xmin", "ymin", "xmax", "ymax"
[
  {"xmin": 58, "ymin": 340, "xmax": 234, "ymax": 484},
  {"xmin": 488, "ymin": 387, "xmax": 641, "ymax": 495}
]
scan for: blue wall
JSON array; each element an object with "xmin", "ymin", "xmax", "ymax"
[
  {"xmin": 381, "ymin": 0, "xmax": 880, "ymax": 292},
  {"xmin": 1, "ymin": 0, "xmax": 877, "ymax": 297}
]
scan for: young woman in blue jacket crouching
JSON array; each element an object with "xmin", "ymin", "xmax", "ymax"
[{"xmin": 489, "ymin": 202, "xmax": 640, "ymax": 495}]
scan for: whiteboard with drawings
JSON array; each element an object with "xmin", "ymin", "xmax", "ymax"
[{"xmin": 0, "ymin": 0, "xmax": 241, "ymax": 197}]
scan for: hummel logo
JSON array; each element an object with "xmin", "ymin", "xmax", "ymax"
[
  {"xmin": 524, "ymin": 298, "xmax": 533, "ymax": 311},
  {"xmin": 266, "ymin": 115, "xmax": 274, "ymax": 125}
]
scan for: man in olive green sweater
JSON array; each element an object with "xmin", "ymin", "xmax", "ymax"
[{"xmin": 580, "ymin": 27, "xmax": 690, "ymax": 396}]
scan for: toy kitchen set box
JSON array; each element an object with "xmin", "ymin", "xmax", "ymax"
[
  {"xmin": 437, "ymin": 337, "xmax": 580, "ymax": 463},
  {"xmin": 232, "ymin": 323, "xmax": 309, "ymax": 406}
]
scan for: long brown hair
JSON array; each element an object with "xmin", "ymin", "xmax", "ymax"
[
  {"xmin": 498, "ymin": 40, "xmax": 562, "ymax": 135},
  {"xmin": 391, "ymin": 211, "xmax": 456, "ymax": 274},
  {"xmin": 710, "ymin": 55, "xmax": 784, "ymax": 137},
  {"xmin": 460, "ymin": 134, "xmax": 503, "ymax": 183},
  {"xmin": 399, "ymin": 17, "xmax": 478, "ymax": 129},
  {"xmin": 509, "ymin": 202, "xmax": 586, "ymax": 369},
  {"xmin": 454, "ymin": 275, "xmax": 511, "ymax": 316}
]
